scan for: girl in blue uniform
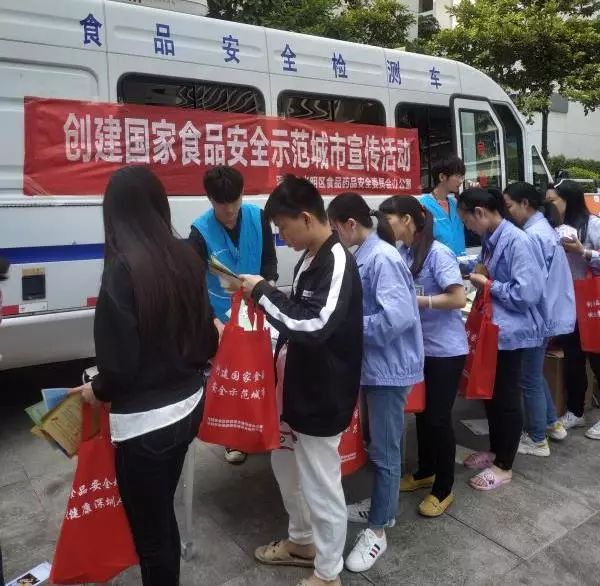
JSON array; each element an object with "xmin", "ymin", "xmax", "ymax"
[
  {"xmin": 327, "ymin": 192, "xmax": 424, "ymax": 572},
  {"xmin": 503, "ymin": 182, "xmax": 575, "ymax": 455},
  {"xmin": 457, "ymin": 188, "xmax": 544, "ymax": 490},
  {"xmin": 380, "ymin": 196, "xmax": 467, "ymax": 516}
]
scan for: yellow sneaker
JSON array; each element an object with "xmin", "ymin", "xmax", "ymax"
[
  {"xmin": 418, "ymin": 493, "xmax": 455, "ymax": 517},
  {"xmin": 400, "ymin": 473, "xmax": 435, "ymax": 492}
]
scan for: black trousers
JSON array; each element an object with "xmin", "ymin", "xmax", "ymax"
[
  {"xmin": 484, "ymin": 350, "xmax": 523, "ymax": 471},
  {"xmin": 415, "ymin": 355, "xmax": 465, "ymax": 500},
  {"xmin": 115, "ymin": 400, "xmax": 202, "ymax": 586},
  {"xmin": 560, "ymin": 323, "xmax": 600, "ymax": 417}
]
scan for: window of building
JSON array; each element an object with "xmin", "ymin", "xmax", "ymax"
[
  {"xmin": 278, "ymin": 92, "xmax": 385, "ymax": 126},
  {"xmin": 419, "ymin": 0, "xmax": 434, "ymax": 13},
  {"xmin": 492, "ymin": 103, "xmax": 525, "ymax": 184},
  {"xmin": 396, "ymin": 103, "xmax": 453, "ymax": 192},
  {"xmin": 118, "ymin": 74, "xmax": 265, "ymax": 114}
]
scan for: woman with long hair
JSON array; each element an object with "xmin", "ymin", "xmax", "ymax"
[
  {"xmin": 503, "ymin": 182, "xmax": 575, "ymax": 455},
  {"xmin": 457, "ymin": 188, "xmax": 544, "ymax": 490},
  {"xmin": 546, "ymin": 180, "xmax": 600, "ymax": 439},
  {"xmin": 327, "ymin": 192, "xmax": 423, "ymax": 572},
  {"xmin": 71, "ymin": 167, "xmax": 218, "ymax": 585},
  {"xmin": 380, "ymin": 196, "xmax": 467, "ymax": 515}
]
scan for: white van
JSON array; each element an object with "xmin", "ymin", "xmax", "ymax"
[{"xmin": 0, "ymin": 0, "xmax": 552, "ymax": 370}]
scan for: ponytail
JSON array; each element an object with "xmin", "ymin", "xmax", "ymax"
[
  {"xmin": 379, "ymin": 195, "xmax": 434, "ymax": 278},
  {"xmin": 327, "ymin": 192, "xmax": 395, "ymax": 246}
]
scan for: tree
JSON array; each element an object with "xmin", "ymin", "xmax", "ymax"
[
  {"xmin": 207, "ymin": 0, "xmax": 415, "ymax": 49},
  {"xmin": 425, "ymin": 0, "xmax": 600, "ymax": 159},
  {"xmin": 405, "ymin": 13, "xmax": 440, "ymax": 52}
]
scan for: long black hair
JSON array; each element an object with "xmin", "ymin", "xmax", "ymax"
[
  {"xmin": 555, "ymin": 180, "xmax": 590, "ymax": 240},
  {"xmin": 103, "ymin": 166, "xmax": 213, "ymax": 355},
  {"xmin": 379, "ymin": 195, "xmax": 434, "ymax": 277},
  {"xmin": 457, "ymin": 187, "xmax": 507, "ymax": 217},
  {"xmin": 327, "ymin": 192, "xmax": 395, "ymax": 246}
]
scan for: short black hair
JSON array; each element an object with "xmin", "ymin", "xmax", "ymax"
[
  {"xmin": 431, "ymin": 155, "xmax": 466, "ymax": 187},
  {"xmin": 203, "ymin": 165, "xmax": 244, "ymax": 204},
  {"xmin": 264, "ymin": 175, "xmax": 327, "ymax": 223}
]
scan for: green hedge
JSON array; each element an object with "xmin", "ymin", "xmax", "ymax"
[
  {"xmin": 548, "ymin": 156, "xmax": 600, "ymax": 176},
  {"xmin": 565, "ymin": 166, "xmax": 600, "ymax": 181}
]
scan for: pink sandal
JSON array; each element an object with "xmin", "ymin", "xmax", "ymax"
[
  {"xmin": 469, "ymin": 468, "xmax": 512, "ymax": 491},
  {"xmin": 463, "ymin": 451, "xmax": 495, "ymax": 470}
]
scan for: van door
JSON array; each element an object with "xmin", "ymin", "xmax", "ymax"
[{"xmin": 452, "ymin": 97, "xmax": 506, "ymax": 190}]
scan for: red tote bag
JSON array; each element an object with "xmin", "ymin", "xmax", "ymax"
[
  {"xmin": 50, "ymin": 405, "xmax": 138, "ymax": 585},
  {"xmin": 574, "ymin": 271, "xmax": 600, "ymax": 352},
  {"xmin": 405, "ymin": 381, "xmax": 426, "ymax": 413},
  {"xmin": 338, "ymin": 403, "xmax": 368, "ymax": 476},
  {"xmin": 199, "ymin": 291, "xmax": 279, "ymax": 453},
  {"xmin": 459, "ymin": 282, "xmax": 499, "ymax": 400}
]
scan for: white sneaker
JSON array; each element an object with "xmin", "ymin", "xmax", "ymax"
[
  {"xmin": 518, "ymin": 433, "xmax": 550, "ymax": 457},
  {"xmin": 558, "ymin": 411, "xmax": 586, "ymax": 430},
  {"xmin": 585, "ymin": 420, "xmax": 600, "ymax": 440},
  {"xmin": 345, "ymin": 528, "xmax": 387, "ymax": 572},
  {"xmin": 347, "ymin": 498, "xmax": 396, "ymax": 528},
  {"xmin": 546, "ymin": 421, "xmax": 568, "ymax": 441}
]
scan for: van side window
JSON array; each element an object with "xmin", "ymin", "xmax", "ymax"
[
  {"xmin": 492, "ymin": 103, "xmax": 525, "ymax": 184},
  {"xmin": 278, "ymin": 92, "xmax": 385, "ymax": 126},
  {"xmin": 396, "ymin": 104, "xmax": 453, "ymax": 192},
  {"xmin": 118, "ymin": 74, "xmax": 265, "ymax": 114}
]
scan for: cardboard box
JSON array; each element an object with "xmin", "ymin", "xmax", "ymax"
[{"xmin": 543, "ymin": 350, "xmax": 599, "ymax": 416}]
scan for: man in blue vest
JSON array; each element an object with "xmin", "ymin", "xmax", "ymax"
[
  {"xmin": 420, "ymin": 155, "xmax": 467, "ymax": 256},
  {"xmin": 189, "ymin": 165, "xmax": 278, "ymax": 464}
]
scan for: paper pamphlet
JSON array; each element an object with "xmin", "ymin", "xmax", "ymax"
[
  {"xmin": 39, "ymin": 393, "xmax": 84, "ymax": 457},
  {"xmin": 209, "ymin": 256, "xmax": 242, "ymax": 291},
  {"xmin": 41, "ymin": 387, "xmax": 68, "ymax": 411},
  {"xmin": 25, "ymin": 388, "xmax": 100, "ymax": 457},
  {"xmin": 6, "ymin": 561, "xmax": 51, "ymax": 585},
  {"xmin": 39, "ymin": 393, "xmax": 99, "ymax": 457},
  {"xmin": 25, "ymin": 401, "xmax": 47, "ymax": 427}
]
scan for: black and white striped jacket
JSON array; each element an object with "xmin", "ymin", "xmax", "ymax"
[{"xmin": 252, "ymin": 234, "xmax": 363, "ymax": 437}]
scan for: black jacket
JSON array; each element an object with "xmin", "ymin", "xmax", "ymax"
[
  {"xmin": 92, "ymin": 259, "xmax": 218, "ymax": 414},
  {"xmin": 252, "ymin": 234, "xmax": 363, "ymax": 436}
]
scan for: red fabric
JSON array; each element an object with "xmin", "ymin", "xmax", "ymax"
[
  {"xmin": 199, "ymin": 291, "xmax": 279, "ymax": 452},
  {"xmin": 574, "ymin": 271, "xmax": 600, "ymax": 352},
  {"xmin": 405, "ymin": 381, "xmax": 426, "ymax": 413},
  {"xmin": 24, "ymin": 97, "xmax": 420, "ymax": 197},
  {"xmin": 50, "ymin": 405, "xmax": 138, "ymax": 585},
  {"xmin": 338, "ymin": 404, "xmax": 368, "ymax": 476},
  {"xmin": 459, "ymin": 282, "xmax": 499, "ymax": 399}
]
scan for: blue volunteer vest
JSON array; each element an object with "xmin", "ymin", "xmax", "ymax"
[
  {"xmin": 420, "ymin": 194, "xmax": 466, "ymax": 256},
  {"xmin": 193, "ymin": 203, "xmax": 263, "ymax": 323}
]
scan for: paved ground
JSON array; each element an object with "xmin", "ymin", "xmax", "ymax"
[{"xmin": 2, "ymin": 363, "xmax": 600, "ymax": 585}]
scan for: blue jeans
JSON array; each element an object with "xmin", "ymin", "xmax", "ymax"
[
  {"xmin": 363, "ymin": 385, "xmax": 409, "ymax": 529},
  {"xmin": 520, "ymin": 341, "xmax": 558, "ymax": 443}
]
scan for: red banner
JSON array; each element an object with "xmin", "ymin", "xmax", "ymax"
[{"xmin": 24, "ymin": 97, "xmax": 420, "ymax": 197}]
